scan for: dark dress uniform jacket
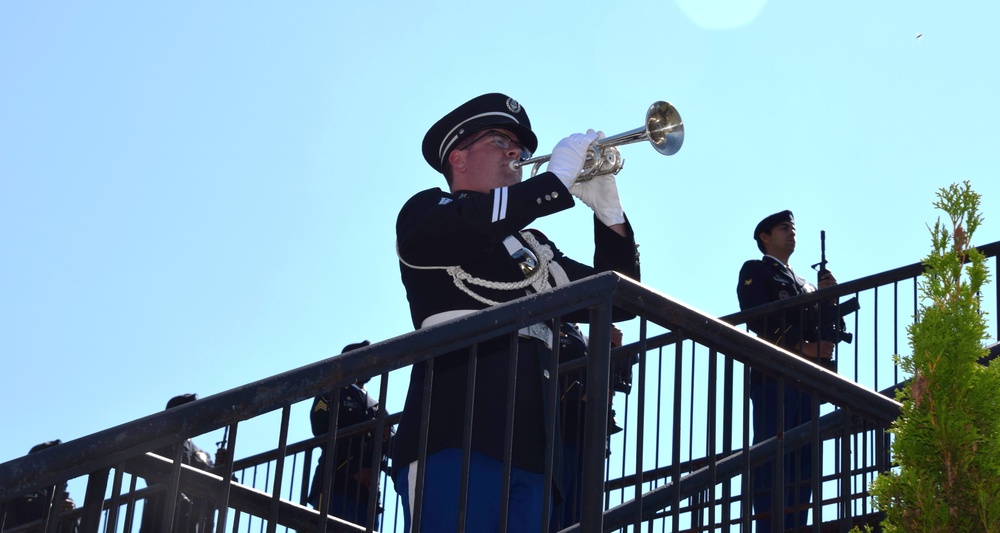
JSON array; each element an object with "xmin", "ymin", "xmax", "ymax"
[
  {"xmin": 394, "ymin": 171, "xmax": 640, "ymax": 475},
  {"xmin": 738, "ymin": 255, "xmax": 842, "ymax": 380},
  {"xmin": 308, "ymin": 384, "xmax": 390, "ymax": 506},
  {"xmin": 737, "ymin": 255, "xmax": 817, "ymax": 349},
  {"xmin": 139, "ymin": 440, "xmax": 217, "ymax": 533}
]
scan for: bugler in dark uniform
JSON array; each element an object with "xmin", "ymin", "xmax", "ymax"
[{"xmin": 393, "ymin": 93, "xmax": 640, "ymax": 532}]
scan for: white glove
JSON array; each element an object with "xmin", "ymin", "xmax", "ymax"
[
  {"xmin": 546, "ymin": 129, "xmax": 603, "ymax": 189},
  {"xmin": 570, "ymin": 173, "xmax": 625, "ymax": 226}
]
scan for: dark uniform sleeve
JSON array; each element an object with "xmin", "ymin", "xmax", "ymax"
[
  {"xmin": 397, "ymin": 172, "xmax": 575, "ymax": 268},
  {"xmin": 529, "ymin": 214, "xmax": 640, "ymax": 323},
  {"xmin": 737, "ymin": 259, "xmax": 798, "ymax": 349},
  {"xmin": 737, "ymin": 259, "xmax": 772, "ymax": 336},
  {"xmin": 737, "ymin": 259, "xmax": 808, "ymax": 350},
  {"xmin": 310, "ymin": 394, "xmax": 330, "ymax": 437},
  {"xmin": 592, "ymin": 213, "xmax": 640, "ymax": 282}
]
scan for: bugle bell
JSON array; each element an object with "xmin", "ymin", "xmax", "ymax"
[{"xmin": 510, "ymin": 101, "xmax": 684, "ymax": 181}]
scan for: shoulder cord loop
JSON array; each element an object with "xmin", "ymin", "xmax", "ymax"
[{"xmin": 395, "ymin": 232, "xmax": 554, "ymax": 306}]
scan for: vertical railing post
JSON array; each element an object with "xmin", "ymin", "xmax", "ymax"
[
  {"xmin": 158, "ymin": 442, "xmax": 186, "ymax": 532},
  {"xmin": 671, "ymin": 334, "xmax": 683, "ymax": 532},
  {"xmin": 103, "ymin": 465, "xmax": 125, "ymax": 533},
  {"xmin": 316, "ymin": 389, "xmax": 342, "ymax": 533},
  {"xmin": 629, "ymin": 317, "xmax": 649, "ymax": 529},
  {"xmin": 267, "ymin": 405, "xmax": 292, "ymax": 533},
  {"xmin": 994, "ymin": 254, "xmax": 999, "ymax": 340},
  {"xmin": 707, "ymin": 348, "xmax": 719, "ymax": 531},
  {"xmin": 79, "ymin": 467, "xmax": 109, "ymax": 532},
  {"xmin": 541, "ymin": 317, "xmax": 560, "ymax": 533},
  {"xmin": 215, "ymin": 421, "xmax": 238, "ymax": 533},
  {"xmin": 838, "ymin": 412, "xmax": 852, "ymax": 533},
  {"xmin": 497, "ymin": 331, "xmax": 521, "ymax": 533},
  {"xmin": 721, "ymin": 355, "xmax": 735, "ymax": 530},
  {"xmin": 579, "ymin": 300, "xmax": 613, "ymax": 532},
  {"xmin": 457, "ymin": 345, "xmax": 479, "ymax": 533},
  {"xmin": 368, "ymin": 372, "xmax": 392, "ymax": 533}
]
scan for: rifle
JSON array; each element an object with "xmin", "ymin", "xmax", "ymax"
[
  {"xmin": 812, "ymin": 230, "xmax": 828, "ymax": 279},
  {"xmin": 811, "ymin": 230, "xmax": 859, "ymax": 344},
  {"xmin": 215, "ymin": 426, "xmax": 230, "ymax": 467},
  {"xmin": 216, "ymin": 426, "xmax": 228, "ymax": 451}
]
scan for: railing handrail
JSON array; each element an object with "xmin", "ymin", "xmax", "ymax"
[
  {"xmin": 611, "ymin": 276, "xmax": 901, "ymax": 423},
  {"xmin": 617, "ymin": 239, "xmax": 1000, "ymax": 358},
  {"xmin": 0, "ymin": 266, "xmax": 910, "ymax": 521},
  {"xmin": 4, "ymin": 240, "xmax": 995, "ymax": 531}
]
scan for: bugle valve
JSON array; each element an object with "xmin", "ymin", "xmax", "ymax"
[{"xmin": 509, "ymin": 100, "xmax": 684, "ymax": 181}]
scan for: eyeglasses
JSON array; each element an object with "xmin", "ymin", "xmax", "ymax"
[{"xmin": 459, "ymin": 130, "xmax": 532, "ymax": 160}]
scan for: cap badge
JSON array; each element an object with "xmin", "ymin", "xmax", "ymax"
[{"xmin": 506, "ymin": 98, "xmax": 521, "ymax": 114}]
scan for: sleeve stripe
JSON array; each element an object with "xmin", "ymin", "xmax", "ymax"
[{"xmin": 492, "ymin": 187, "xmax": 509, "ymax": 222}]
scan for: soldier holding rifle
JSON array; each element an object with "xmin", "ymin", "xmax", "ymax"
[{"xmin": 737, "ymin": 210, "xmax": 842, "ymax": 531}]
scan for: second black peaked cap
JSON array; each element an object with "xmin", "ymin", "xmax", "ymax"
[
  {"xmin": 753, "ymin": 210, "xmax": 794, "ymax": 241},
  {"xmin": 422, "ymin": 93, "xmax": 539, "ymax": 174}
]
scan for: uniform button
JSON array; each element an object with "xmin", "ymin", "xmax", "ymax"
[
  {"xmin": 544, "ymin": 194, "xmax": 552, "ymax": 201},
  {"xmin": 537, "ymin": 198, "xmax": 543, "ymax": 204},
  {"xmin": 552, "ymin": 191, "xmax": 559, "ymax": 199},
  {"xmin": 543, "ymin": 369, "xmax": 550, "ymax": 379}
]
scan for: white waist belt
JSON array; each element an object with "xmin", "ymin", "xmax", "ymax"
[{"xmin": 421, "ymin": 310, "xmax": 553, "ymax": 350}]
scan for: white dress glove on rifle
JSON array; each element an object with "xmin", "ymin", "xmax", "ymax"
[
  {"xmin": 570, "ymin": 173, "xmax": 625, "ymax": 226},
  {"xmin": 546, "ymin": 129, "xmax": 603, "ymax": 189}
]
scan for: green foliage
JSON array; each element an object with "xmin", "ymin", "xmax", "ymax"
[{"xmin": 868, "ymin": 181, "xmax": 1000, "ymax": 532}]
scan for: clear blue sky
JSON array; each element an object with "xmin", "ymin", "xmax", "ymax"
[{"xmin": 2, "ymin": 0, "xmax": 997, "ymax": 478}]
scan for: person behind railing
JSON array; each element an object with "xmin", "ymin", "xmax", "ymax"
[
  {"xmin": 307, "ymin": 340, "xmax": 393, "ymax": 528},
  {"xmin": 139, "ymin": 394, "xmax": 229, "ymax": 533},
  {"xmin": 736, "ymin": 210, "xmax": 838, "ymax": 531},
  {"xmin": 2, "ymin": 440, "xmax": 80, "ymax": 533},
  {"xmin": 393, "ymin": 92, "xmax": 641, "ymax": 533},
  {"xmin": 551, "ymin": 322, "xmax": 633, "ymax": 531}
]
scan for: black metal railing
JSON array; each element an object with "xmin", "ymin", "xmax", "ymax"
[{"xmin": 1, "ymin": 240, "xmax": 997, "ymax": 533}]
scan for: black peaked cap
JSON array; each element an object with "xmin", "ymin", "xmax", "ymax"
[
  {"xmin": 753, "ymin": 210, "xmax": 794, "ymax": 241},
  {"xmin": 421, "ymin": 93, "xmax": 538, "ymax": 174}
]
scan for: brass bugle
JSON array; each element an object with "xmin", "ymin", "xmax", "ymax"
[{"xmin": 509, "ymin": 101, "xmax": 684, "ymax": 180}]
